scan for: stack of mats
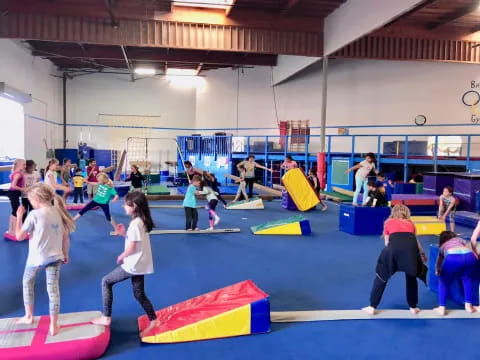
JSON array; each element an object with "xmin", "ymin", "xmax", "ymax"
[
  {"xmin": 250, "ymin": 215, "xmax": 311, "ymax": 235},
  {"xmin": 147, "ymin": 185, "xmax": 170, "ymax": 195},
  {"xmin": 391, "ymin": 194, "xmax": 439, "ymax": 215},
  {"xmin": 281, "ymin": 168, "xmax": 320, "ymax": 211},
  {"xmin": 411, "ymin": 216, "xmax": 446, "ymax": 235},
  {"xmin": 455, "ymin": 211, "xmax": 480, "ymax": 228},
  {"xmin": 138, "ymin": 280, "xmax": 270, "ymax": 343}
]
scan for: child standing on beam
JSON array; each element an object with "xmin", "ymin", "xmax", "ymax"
[{"xmin": 183, "ymin": 175, "xmax": 202, "ymax": 231}]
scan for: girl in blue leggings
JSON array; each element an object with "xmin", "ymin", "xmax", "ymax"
[
  {"xmin": 346, "ymin": 152, "xmax": 379, "ymax": 206},
  {"xmin": 434, "ymin": 231, "xmax": 477, "ymax": 315}
]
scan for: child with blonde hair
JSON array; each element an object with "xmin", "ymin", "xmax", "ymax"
[
  {"xmin": 362, "ymin": 204, "xmax": 427, "ymax": 315},
  {"xmin": 230, "ymin": 165, "xmax": 249, "ymax": 204},
  {"xmin": 73, "ymin": 173, "xmax": 119, "ymax": 233},
  {"xmin": 6, "ymin": 158, "xmax": 26, "ymax": 237},
  {"xmin": 15, "ymin": 183, "xmax": 75, "ymax": 336}
]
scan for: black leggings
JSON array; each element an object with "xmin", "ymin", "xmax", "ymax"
[
  {"xmin": 370, "ymin": 273, "xmax": 418, "ymax": 308},
  {"xmin": 102, "ymin": 266, "xmax": 156, "ymax": 321},
  {"xmin": 7, "ymin": 190, "xmax": 21, "ymax": 216},
  {"xmin": 79, "ymin": 200, "xmax": 111, "ymax": 221},
  {"xmin": 21, "ymin": 197, "xmax": 33, "ymax": 222},
  {"xmin": 184, "ymin": 207, "xmax": 198, "ymax": 230},
  {"xmin": 216, "ymin": 193, "xmax": 227, "ymax": 206},
  {"xmin": 245, "ymin": 178, "xmax": 255, "ymax": 198},
  {"xmin": 208, "ymin": 199, "xmax": 218, "ymax": 220}
]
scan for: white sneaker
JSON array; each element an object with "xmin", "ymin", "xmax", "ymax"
[
  {"xmin": 214, "ymin": 216, "xmax": 220, "ymax": 225},
  {"xmin": 206, "ymin": 227, "xmax": 214, "ymax": 231}
]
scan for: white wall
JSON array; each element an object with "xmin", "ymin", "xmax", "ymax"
[
  {"xmin": 66, "ymin": 74, "xmax": 197, "ymax": 170},
  {"xmin": 0, "ymin": 39, "xmax": 62, "ymax": 165},
  {"xmin": 196, "ymin": 59, "xmax": 480, "ymax": 155}
]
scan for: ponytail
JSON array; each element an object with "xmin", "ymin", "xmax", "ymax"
[{"xmin": 53, "ymin": 195, "xmax": 76, "ymax": 233}]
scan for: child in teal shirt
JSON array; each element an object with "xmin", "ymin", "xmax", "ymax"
[
  {"xmin": 73, "ymin": 173, "xmax": 119, "ymax": 233},
  {"xmin": 183, "ymin": 175, "xmax": 201, "ymax": 231}
]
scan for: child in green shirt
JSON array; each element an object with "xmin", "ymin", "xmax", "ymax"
[{"xmin": 73, "ymin": 173, "xmax": 119, "ymax": 233}]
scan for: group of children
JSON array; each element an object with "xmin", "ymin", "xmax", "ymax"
[{"xmin": 362, "ymin": 203, "xmax": 480, "ymax": 316}]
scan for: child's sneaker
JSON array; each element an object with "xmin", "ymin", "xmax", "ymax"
[
  {"xmin": 214, "ymin": 216, "xmax": 220, "ymax": 225},
  {"xmin": 206, "ymin": 227, "xmax": 214, "ymax": 231}
]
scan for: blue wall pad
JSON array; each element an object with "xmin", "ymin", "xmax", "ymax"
[
  {"xmin": 339, "ymin": 204, "xmax": 391, "ymax": 235},
  {"xmin": 455, "ymin": 211, "xmax": 480, "ymax": 229},
  {"xmin": 394, "ymin": 183, "xmax": 416, "ymax": 194}
]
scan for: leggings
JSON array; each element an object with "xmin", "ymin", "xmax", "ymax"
[
  {"xmin": 7, "ymin": 190, "xmax": 21, "ymax": 216},
  {"xmin": 353, "ymin": 176, "xmax": 369, "ymax": 205},
  {"xmin": 21, "ymin": 197, "xmax": 33, "ymax": 222},
  {"xmin": 23, "ymin": 260, "xmax": 62, "ymax": 316},
  {"xmin": 245, "ymin": 178, "xmax": 255, "ymax": 198},
  {"xmin": 216, "ymin": 193, "xmax": 227, "ymax": 206},
  {"xmin": 370, "ymin": 273, "xmax": 418, "ymax": 308},
  {"xmin": 235, "ymin": 182, "xmax": 248, "ymax": 201},
  {"xmin": 73, "ymin": 187, "xmax": 84, "ymax": 203},
  {"xmin": 184, "ymin": 207, "xmax": 198, "ymax": 230},
  {"xmin": 438, "ymin": 253, "xmax": 477, "ymax": 306},
  {"xmin": 208, "ymin": 199, "xmax": 218, "ymax": 222},
  {"xmin": 102, "ymin": 266, "xmax": 157, "ymax": 321},
  {"xmin": 79, "ymin": 200, "xmax": 111, "ymax": 221}
]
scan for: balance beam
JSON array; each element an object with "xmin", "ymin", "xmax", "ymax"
[
  {"xmin": 224, "ymin": 174, "xmax": 282, "ymax": 197},
  {"xmin": 149, "ymin": 205, "xmax": 203, "ymax": 209},
  {"xmin": 331, "ymin": 186, "xmax": 354, "ymax": 197},
  {"xmin": 111, "ymin": 228, "xmax": 240, "ymax": 236},
  {"xmin": 273, "ymin": 184, "xmax": 285, "ymax": 191},
  {"xmin": 270, "ymin": 310, "xmax": 480, "ymax": 322}
]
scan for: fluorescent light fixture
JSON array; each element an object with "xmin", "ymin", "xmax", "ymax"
[
  {"xmin": 134, "ymin": 67, "xmax": 156, "ymax": 75},
  {"xmin": 166, "ymin": 68, "xmax": 198, "ymax": 76},
  {"xmin": 0, "ymin": 83, "xmax": 32, "ymax": 104},
  {"xmin": 175, "ymin": 0, "xmax": 234, "ymax": 10}
]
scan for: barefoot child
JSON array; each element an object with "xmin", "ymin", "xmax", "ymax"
[
  {"xmin": 362, "ymin": 204, "xmax": 427, "ymax": 315},
  {"xmin": 307, "ymin": 168, "xmax": 327, "ymax": 211},
  {"xmin": 15, "ymin": 183, "xmax": 75, "ymax": 336},
  {"xmin": 198, "ymin": 181, "xmax": 220, "ymax": 230},
  {"xmin": 44, "ymin": 159, "xmax": 72, "ymax": 198},
  {"xmin": 438, "ymin": 186, "xmax": 457, "ymax": 232},
  {"xmin": 91, "ymin": 191, "xmax": 159, "ymax": 336},
  {"xmin": 230, "ymin": 165, "xmax": 248, "ymax": 203},
  {"xmin": 73, "ymin": 173, "xmax": 119, "ymax": 233},
  {"xmin": 433, "ymin": 231, "xmax": 476, "ymax": 315},
  {"xmin": 183, "ymin": 175, "xmax": 201, "ymax": 231},
  {"xmin": 21, "ymin": 160, "xmax": 41, "ymax": 221},
  {"xmin": 6, "ymin": 159, "xmax": 26, "ymax": 237}
]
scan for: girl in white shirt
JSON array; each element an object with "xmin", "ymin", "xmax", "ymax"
[
  {"xmin": 346, "ymin": 152, "xmax": 379, "ymax": 206},
  {"xmin": 198, "ymin": 181, "xmax": 220, "ymax": 230},
  {"xmin": 15, "ymin": 183, "xmax": 75, "ymax": 336},
  {"xmin": 92, "ymin": 191, "xmax": 159, "ymax": 337},
  {"xmin": 45, "ymin": 159, "xmax": 72, "ymax": 198}
]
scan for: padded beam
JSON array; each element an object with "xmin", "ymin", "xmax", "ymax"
[
  {"xmin": 271, "ymin": 310, "xmax": 480, "ymax": 322},
  {"xmin": 224, "ymin": 174, "xmax": 282, "ymax": 196},
  {"xmin": 149, "ymin": 205, "xmax": 203, "ymax": 209},
  {"xmin": 110, "ymin": 228, "xmax": 240, "ymax": 236},
  {"xmin": 331, "ymin": 186, "xmax": 354, "ymax": 197},
  {"xmin": 273, "ymin": 184, "xmax": 286, "ymax": 191}
]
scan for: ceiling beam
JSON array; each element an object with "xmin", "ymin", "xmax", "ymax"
[
  {"xmin": 282, "ymin": 0, "xmax": 301, "ymax": 15},
  {"xmin": 2, "ymin": 12, "xmax": 323, "ymax": 56},
  {"xmin": 426, "ymin": 2, "xmax": 480, "ymax": 30},
  {"xmin": 225, "ymin": 0, "xmax": 237, "ymax": 17},
  {"xmin": 382, "ymin": 0, "xmax": 437, "ymax": 27},
  {"xmin": 30, "ymin": 46, "xmax": 278, "ymax": 67},
  {"xmin": 120, "ymin": 46, "xmax": 135, "ymax": 82}
]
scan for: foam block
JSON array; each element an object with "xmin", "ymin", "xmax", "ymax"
[
  {"xmin": 4, "ymin": 232, "xmax": 29, "ymax": 241},
  {"xmin": 138, "ymin": 280, "xmax": 270, "ymax": 343},
  {"xmin": 455, "ymin": 211, "xmax": 480, "ymax": 229},
  {"xmin": 0, "ymin": 311, "xmax": 110, "ymax": 360},
  {"xmin": 65, "ymin": 203, "xmax": 86, "ymax": 211},
  {"xmin": 281, "ymin": 190, "xmax": 298, "ymax": 211},
  {"xmin": 251, "ymin": 215, "xmax": 311, "ymax": 235},
  {"xmin": 411, "ymin": 216, "xmax": 446, "ymax": 235},
  {"xmin": 339, "ymin": 204, "xmax": 391, "ymax": 235},
  {"xmin": 227, "ymin": 197, "xmax": 264, "ymax": 210},
  {"xmin": 282, "ymin": 168, "xmax": 320, "ymax": 211}
]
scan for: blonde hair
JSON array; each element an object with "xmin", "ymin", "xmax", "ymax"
[
  {"xmin": 12, "ymin": 158, "xmax": 25, "ymax": 172},
  {"xmin": 389, "ymin": 204, "xmax": 411, "ymax": 220},
  {"xmin": 28, "ymin": 183, "xmax": 76, "ymax": 233},
  {"xmin": 97, "ymin": 172, "xmax": 113, "ymax": 187}
]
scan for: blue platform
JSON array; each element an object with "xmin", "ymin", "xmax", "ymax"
[
  {"xmin": 339, "ymin": 204, "xmax": 391, "ymax": 235},
  {"xmin": 455, "ymin": 211, "xmax": 480, "ymax": 229}
]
